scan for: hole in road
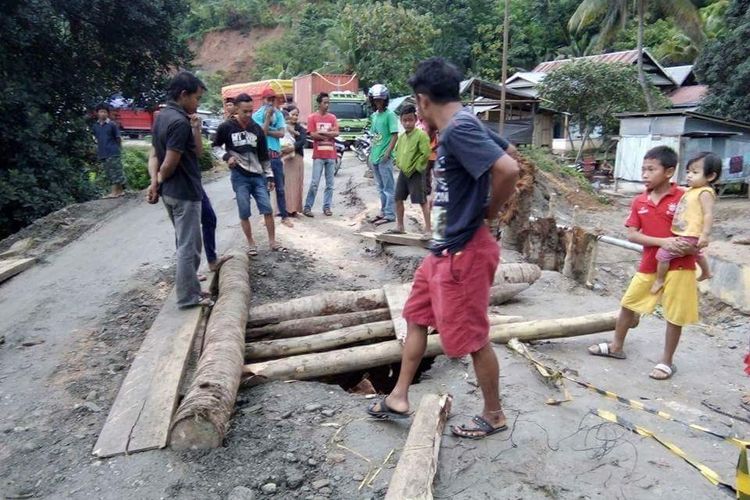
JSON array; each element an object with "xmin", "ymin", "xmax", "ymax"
[{"xmin": 313, "ymin": 356, "xmax": 436, "ymax": 394}]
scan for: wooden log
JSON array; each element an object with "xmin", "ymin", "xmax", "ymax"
[
  {"xmin": 0, "ymin": 257, "xmax": 36, "ymax": 284},
  {"xmin": 245, "ymin": 315, "xmax": 524, "ymax": 361},
  {"xmin": 384, "ymin": 283, "xmax": 412, "ymax": 342},
  {"xmin": 246, "ymin": 309, "xmax": 392, "ymax": 340},
  {"xmin": 247, "ymin": 288, "xmax": 388, "ymax": 327},
  {"xmin": 495, "ymin": 263, "xmax": 541, "ymax": 286},
  {"xmin": 243, "ymin": 311, "xmax": 618, "ymax": 382},
  {"xmin": 385, "ymin": 394, "xmax": 452, "ymax": 500},
  {"xmin": 248, "ymin": 282, "xmax": 531, "ymax": 328},
  {"xmin": 170, "ymin": 252, "xmax": 250, "ymax": 450}
]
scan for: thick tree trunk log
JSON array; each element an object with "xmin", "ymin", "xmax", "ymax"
[
  {"xmin": 248, "ymin": 281, "xmax": 533, "ymax": 328},
  {"xmin": 245, "ymin": 315, "xmax": 524, "ymax": 361},
  {"xmin": 495, "ymin": 263, "xmax": 541, "ymax": 286},
  {"xmin": 246, "ymin": 309, "xmax": 392, "ymax": 340},
  {"xmin": 385, "ymin": 394, "xmax": 453, "ymax": 500},
  {"xmin": 169, "ymin": 253, "xmax": 250, "ymax": 450},
  {"xmin": 243, "ymin": 311, "xmax": 618, "ymax": 383}
]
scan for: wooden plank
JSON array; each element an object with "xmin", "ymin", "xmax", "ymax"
[
  {"xmin": 358, "ymin": 231, "xmax": 431, "ymax": 249},
  {"xmin": 385, "ymin": 394, "xmax": 453, "ymax": 500},
  {"xmin": 92, "ymin": 287, "xmax": 203, "ymax": 457},
  {"xmin": 383, "ymin": 283, "xmax": 412, "ymax": 342},
  {"xmin": 0, "ymin": 257, "xmax": 36, "ymax": 284}
]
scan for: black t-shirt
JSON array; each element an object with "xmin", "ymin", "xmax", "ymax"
[
  {"xmin": 152, "ymin": 102, "xmax": 202, "ymax": 201},
  {"xmin": 212, "ymin": 118, "xmax": 270, "ymax": 177},
  {"xmin": 431, "ymin": 109, "xmax": 507, "ymax": 255}
]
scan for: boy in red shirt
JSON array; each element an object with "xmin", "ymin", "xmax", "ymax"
[
  {"xmin": 588, "ymin": 146, "xmax": 699, "ymax": 380},
  {"xmin": 303, "ymin": 92, "xmax": 339, "ymax": 217}
]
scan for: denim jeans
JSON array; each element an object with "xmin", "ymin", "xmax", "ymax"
[
  {"xmin": 271, "ymin": 157, "xmax": 288, "ymax": 218},
  {"xmin": 162, "ymin": 195, "xmax": 203, "ymax": 308},
  {"xmin": 304, "ymin": 158, "xmax": 336, "ymax": 211},
  {"xmin": 200, "ymin": 187, "xmax": 217, "ymax": 264},
  {"xmin": 371, "ymin": 158, "xmax": 395, "ymax": 220}
]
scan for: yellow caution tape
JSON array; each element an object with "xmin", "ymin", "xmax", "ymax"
[
  {"xmin": 506, "ymin": 338, "xmax": 750, "ymax": 448},
  {"xmin": 593, "ymin": 408, "xmax": 736, "ymax": 494},
  {"xmin": 506, "ymin": 339, "xmax": 750, "ymax": 498}
]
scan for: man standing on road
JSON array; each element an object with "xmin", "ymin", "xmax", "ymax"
[
  {"xmin": 213, "ymin": 93, "xmax": 284, "ymax": 255},
  {"xmin": 146, "ymin": 71, "xmax": 212, "ymax": 309},
  {"xmin": 303, "ymin": 92, "xmax": 339, "ymax": 217},
  {"xmin": 253, "ymin": 88, "xmax": 294, "ymax": 228},
  {"xmin": 367, "ymin": 84, "xmax": 399, "ymax": 226},
  {"xmin": 92, "ymin": 103, "xmax": 126, "ymax": 199},
  {"xmin": 366, "ymin": 58, "xmax": 520, "ymax": 440}
]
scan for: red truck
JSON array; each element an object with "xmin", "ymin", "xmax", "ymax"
[{"xmin": 110, "ymin": 108, "xmax": 155, "ymax": 138}]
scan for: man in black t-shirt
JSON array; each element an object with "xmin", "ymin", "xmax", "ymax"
[
  {"xmin": 146, "ymin": 72, "xmax": 210, "ymax": 309},
  {"xmin": 213, "ymin": 93, "xmax": 281, "ymax": 255},
  {"xmin": 367, "ymin": 58, "xmax": 520, "ymax": 440}
]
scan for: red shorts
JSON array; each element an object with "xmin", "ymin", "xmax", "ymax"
[{"xmin": 402, "ymin": 226, "xmax": 500, "ymax": 357}]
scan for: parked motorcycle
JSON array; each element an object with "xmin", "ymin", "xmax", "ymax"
[
  {"xmin": 353, "ymin": 131, "xmax": 372, "ymax": 163},
  {"xmin": 306, "ymin": 136, "xmax": 348, "ymax": 176}
]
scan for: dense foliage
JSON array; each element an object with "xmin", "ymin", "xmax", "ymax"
[
  {"xmin": 0, "ymin": 0, "xmax": 189, "ymax": 238},
  {"xmin": 695, "ymin": 0, "xmax": 750, "ymax": 122},
  {"xmin": 537, "ymin": 61, "xmax": 668, "ymax": 157}
]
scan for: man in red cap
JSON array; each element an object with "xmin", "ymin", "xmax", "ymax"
[{"xmin": 253, "ymin": 88, "xmax": 293, "ymax": 229}]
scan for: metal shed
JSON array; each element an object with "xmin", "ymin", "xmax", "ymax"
[{"xmin": 614, "ymin": 110, "xmax": 750, "ymax": 189}]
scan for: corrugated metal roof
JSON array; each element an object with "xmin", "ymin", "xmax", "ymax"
[
  {"xmin": 668, "ymin": 85, "xmax": 708, "ymax": 107},
  {"xmin": 533, "ymin": 50, "xmax": 641, "ymax": 72},
  {"xmin": 505, "ymin": 72, "xmax": 546, "ymax": 85},
  {"xmin": 664, "ymin": 65, "xmax": 695, "ymax": 86},
  {"xmin": 531, "ymin": 49, "xmax": 675, "ymax": 87}
]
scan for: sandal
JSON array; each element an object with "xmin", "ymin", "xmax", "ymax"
[
  {"xmin": 271, "ymin": 243, "xmax": 288, "ymax": 253},
  {"xmin": 367, "ymin": 214, "xmax": 385, "ymax": 223},
  {"xmin": 383, "ymin": 228, "xmax": 406, "ymax": 235},
  {"xmin": 373, "ymin": 218, "xmax": 394, "ymax": 227},
  {"xmin": 247, "ymin": 245, "xmax": 259, "ymax": 257},
  {"xmin": 649, "ymin": 363, "xmax": 676, "ymax": 380},
  {"xmin": 451, "ymin": 415, "xmax": 507, "ymax": 440},
  {"xmin": 588, "ymin": 342, "xmax": 627, "ymax": 359},
  {"xmin": 324, "ymin": 209, "xmax": 333, "ymax": 217},
  {"xmin": 366, "ymin": 398, "xmax": 410, "ymax": 420}
]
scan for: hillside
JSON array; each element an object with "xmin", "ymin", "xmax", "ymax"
[{"xmin": 189, "ymin": 27, "xmax": 284, "ymax": 82}]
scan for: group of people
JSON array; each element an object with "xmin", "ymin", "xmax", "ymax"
[{"xmin": 143, "ymin": 57, "xmax": 725, "ymax": 439}]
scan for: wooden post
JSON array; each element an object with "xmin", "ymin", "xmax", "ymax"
[
  {"xmin": 385, "ymin": 394, "xmax": 453, "ymax": 500},
  {"xmin": 169, "ymin": 252, "xmax": 250, "ymax": 449},
  {"xmin": 498, "ymin": 0, "xmax": 510, "ymax": 135},
  {"xmin": 243, "ymin": 311, "xmax": 618, "ymax": 382}
]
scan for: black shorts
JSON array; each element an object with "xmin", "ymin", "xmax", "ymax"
[{"xmin": 395, "ymin": 171, "xmax": 426, "ymax": 204}]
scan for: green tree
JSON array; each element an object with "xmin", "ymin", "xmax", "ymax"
[
  {"xmin": 695, "ymin": 0, "xmax": 750, "ymax": 122},
  {"xmin": 337, "ymin": 2, "xmax": 439, "ymax": 93},
  {"xmin": 0, "ymin": 0, "xmax": 189, "ymax": 238},
  {"xmin": 537, "ymin": 60, "xmax": 669, "ymax": 160},
  {"xmin": 569, "ymin": 0, "xmax": 703, "ymax": 110}
]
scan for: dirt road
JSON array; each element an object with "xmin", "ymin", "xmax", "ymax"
[{"xmin": 1, "ymin": 155, "xmax": 748, "ymax": 499}]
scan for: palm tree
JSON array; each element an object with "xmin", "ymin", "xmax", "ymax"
[{"xmin": 569, "ymin": 0, "xmax": 704, "ymax": 111}]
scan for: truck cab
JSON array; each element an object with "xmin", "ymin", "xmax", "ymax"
[{"xmin": 328, "ymin": 91, "xmax": 369, "ymax": 144}]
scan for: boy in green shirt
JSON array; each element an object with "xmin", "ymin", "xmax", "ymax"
[{"xmin": 389, "ymin": 105, "xmax": 432, "ymax": 235}]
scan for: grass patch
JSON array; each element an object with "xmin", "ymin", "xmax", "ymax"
[{"xmin": 519, "ymin": 145, "xmax": 595, "ymax": 194}]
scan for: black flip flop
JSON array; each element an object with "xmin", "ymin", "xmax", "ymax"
[
  {"xmin": 367, "ymin": 215, "xmax": 385, "ymax": 223},
  {"xmin": 367, "ymin": 398, "xmax": 410, "ymax": 420},
  {"xmin": 451, "ymin": 415, "xmax": 507, "ymax": 440}
]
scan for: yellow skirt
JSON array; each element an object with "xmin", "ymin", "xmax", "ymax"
[{"xmin": 621, "ymin": 271, "xmax": 699, "ymax": 326}]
